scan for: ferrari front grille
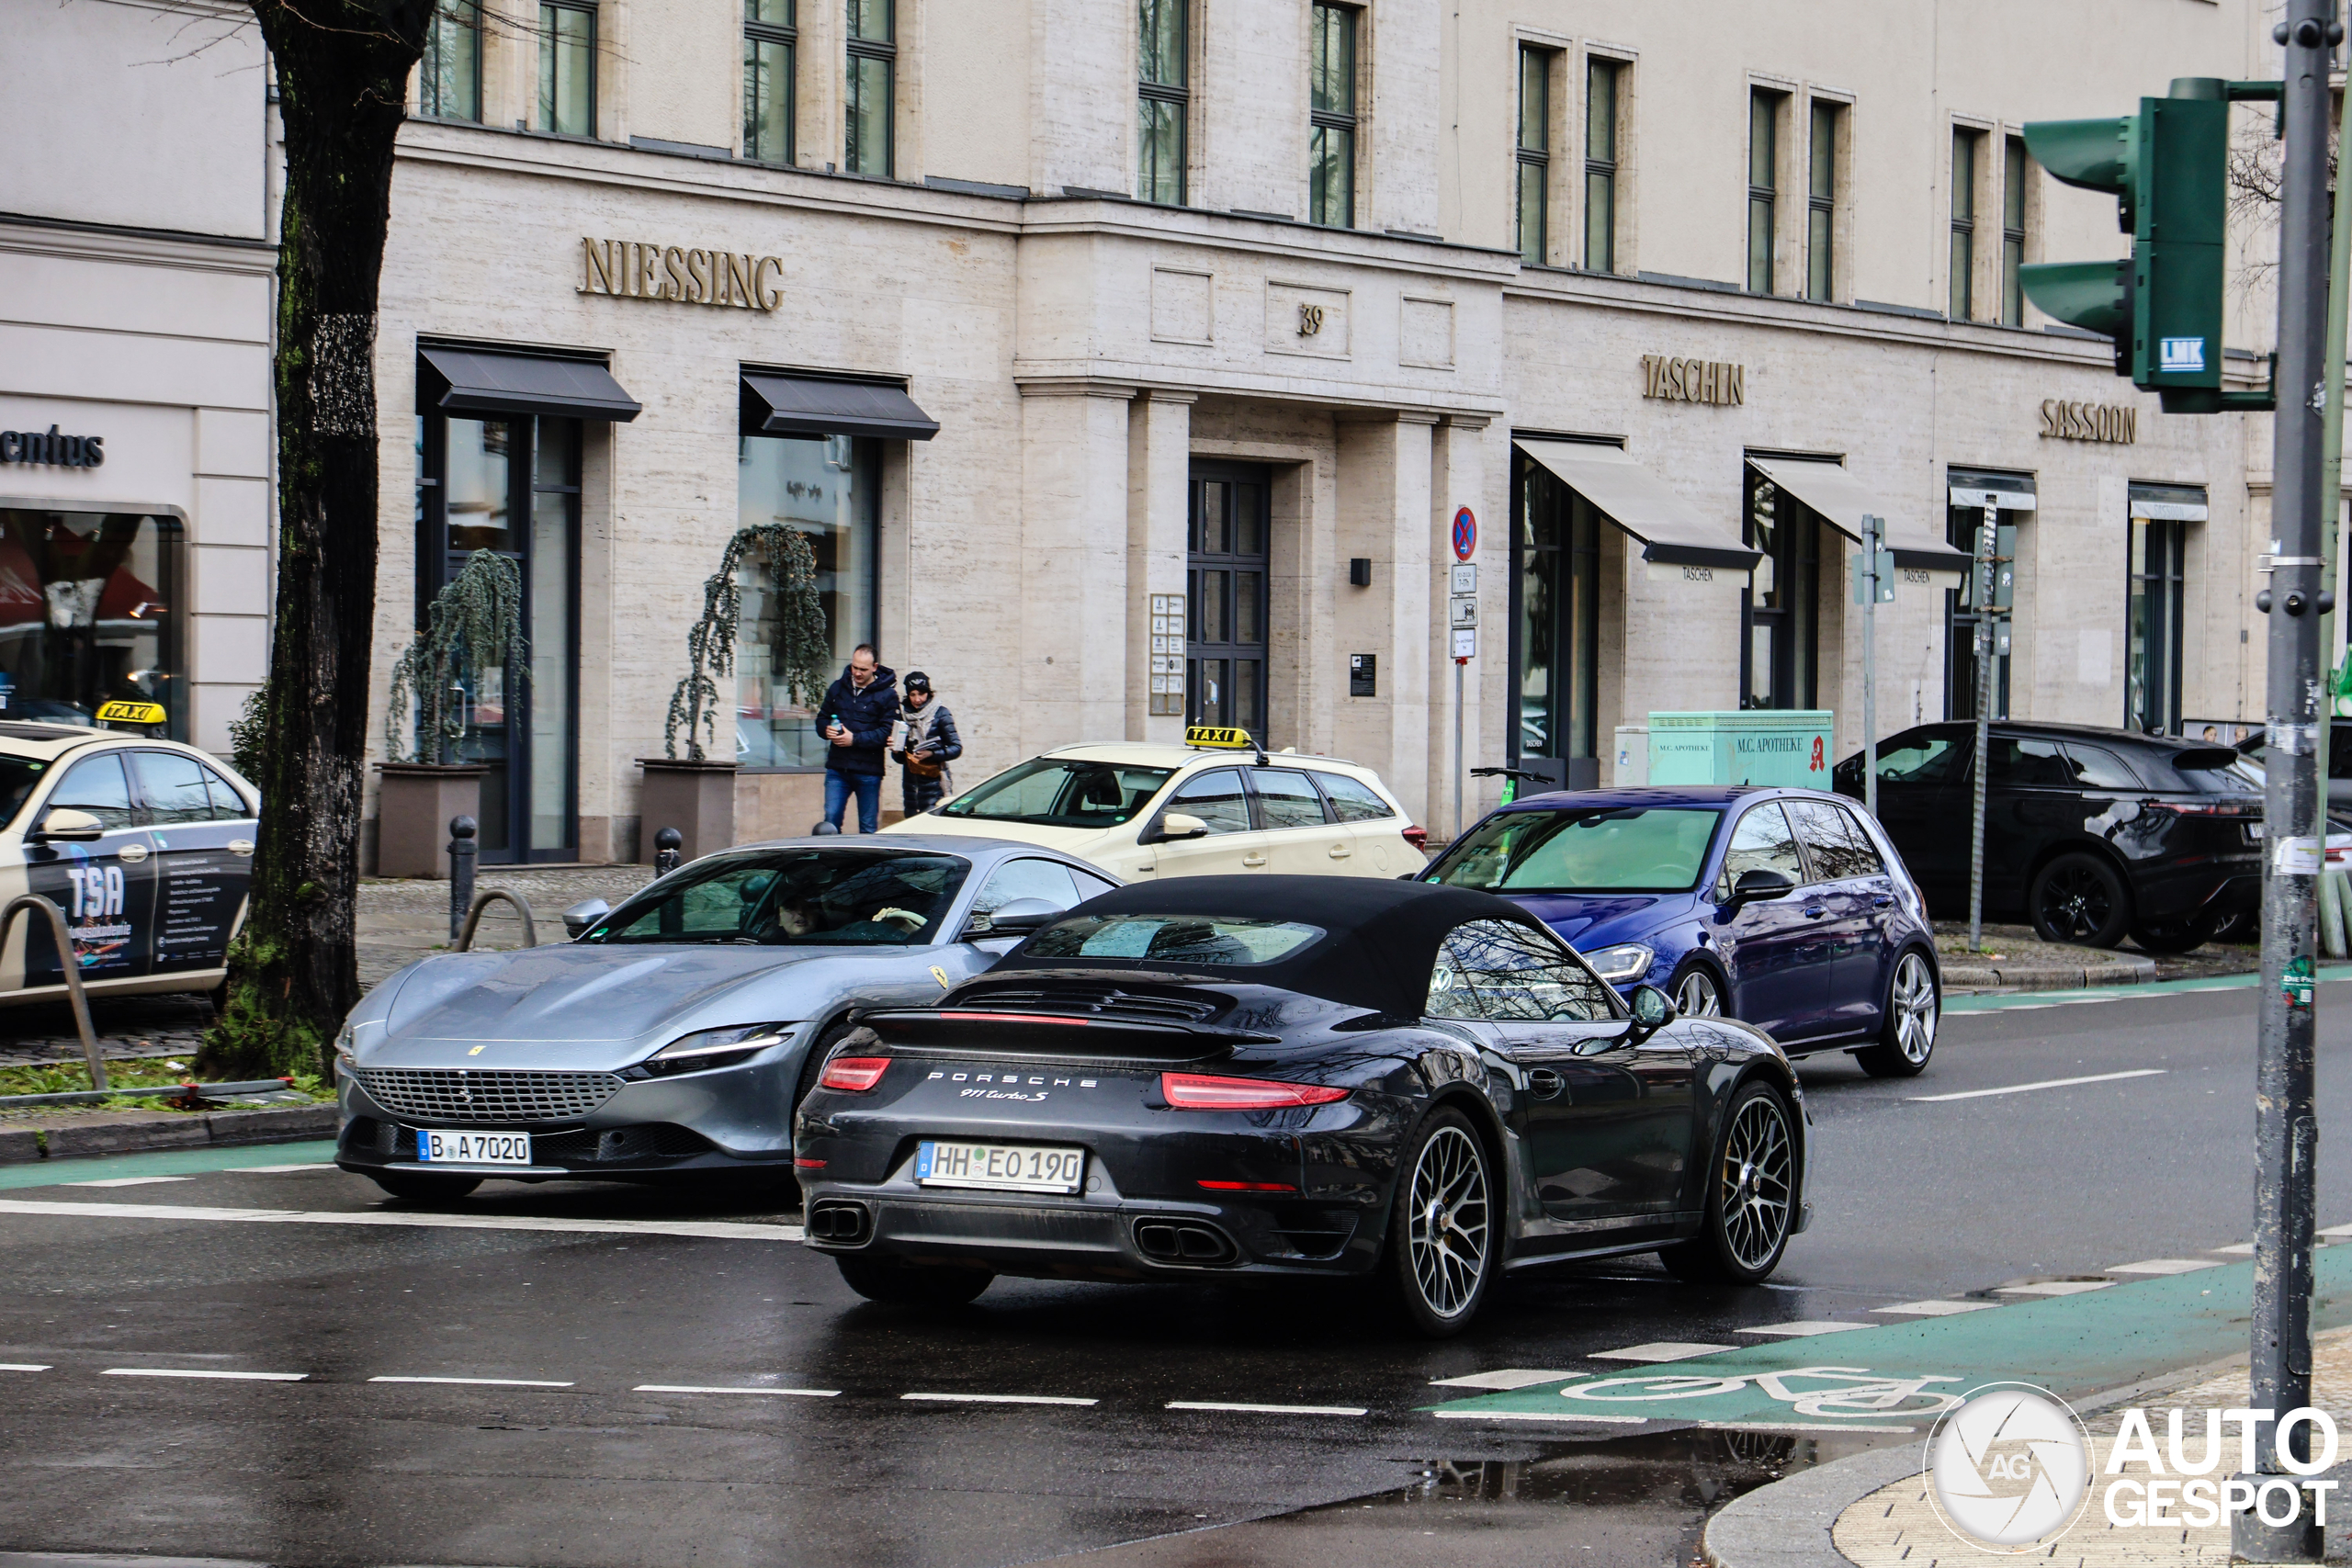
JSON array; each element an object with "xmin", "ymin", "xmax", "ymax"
[{"xmin": 354, "ymin": 1067, "xmax": 622, "ymax": 1123}]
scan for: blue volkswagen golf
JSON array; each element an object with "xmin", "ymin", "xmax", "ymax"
[{"xmin": 1416, "ymin": 785, "xmax": 1941, "ymax": 1076}]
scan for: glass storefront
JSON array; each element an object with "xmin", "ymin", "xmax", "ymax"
[
  {"xmin": 1741, "ymin": 474, "xmax": 1818, "ymax": 710},
  {"xmin": 735, "ymin": 434, "xmax": 877, "ymax": 768},
  {"xmin": 2125, "ymin": 482, "xmax": 2201, "ymax": 735},
  {"xmin": 1512, "ymin": 457, "xmax": 1600, "ymax": 767},
  {"xmin": 0, "ymin": 509, "xmax": 184, "ymax": 735}
]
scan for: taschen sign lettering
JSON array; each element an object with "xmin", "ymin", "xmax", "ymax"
[
  {"xmin": 1640, "ymin": 355, "xmax": 1746, "ymax": 406},
  {"xmin": 2040, "ymin": 398, "xmax": 2138, "ymax": 444},
  {"xmin": 0, "ymin": 425, "xmax": 104, "ymax": 468},
  {"xmin": 578, "ymin": 238, "xmax": 784, "ymax": 311}
]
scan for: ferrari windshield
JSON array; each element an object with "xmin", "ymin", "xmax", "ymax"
[
  {"xmin": 1026, "ymin": 914, "xmax": 1323, "ymax": 965},
  {"xmin": 940, "ymin": 759, "xmax": 1174, "ymax": 829},
  {"xmin": 1427, "ymin": 807, "xmax": 1724, "ymax": 894},
  {"xmin": 582, "ymin": 849, "xmax": 972, "ymax": 945}
]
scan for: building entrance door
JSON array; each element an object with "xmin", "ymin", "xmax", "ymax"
[
  {"xmin": 1186, "ymin": 464, "xmax": 1270, "ymax": 739},
  {"xmin": 1741, "ymin": 471, "xmax": 1819, "ymax": 711}
]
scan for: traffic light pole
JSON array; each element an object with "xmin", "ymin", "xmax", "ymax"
[
  {"xmin": 1861, "ymin": 514, "xmax": 1880, "ymax": 822},
  {"xmin": 2236, "ymin": 3, "xmax": 2335, "ymax": 1561},
  {"xmin": 1967, "ymin": 513, "xmax": 1996, "ymax": 954}
]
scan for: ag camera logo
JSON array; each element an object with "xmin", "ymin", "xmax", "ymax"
[{"xmin": 1926, "ymin": 1384, "xmax": 2092, "ymax": 1551}]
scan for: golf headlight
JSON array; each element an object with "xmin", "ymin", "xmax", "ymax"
[
  {"xmin": 649, "ymin": 1023, "xmax": 794, "ymax": 1066},
  {"xmin": 1585, "ymin": 943, "xmax": 1656, "ymax": 984}
]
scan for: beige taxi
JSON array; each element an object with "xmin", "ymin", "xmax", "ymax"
[{"xmin": 885, "ymin": 730, "xmax": 1426, "ymax": 881}]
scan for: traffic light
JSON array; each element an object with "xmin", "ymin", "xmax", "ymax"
[{"xmin": 2020, "ymin": 77, "xmax": 2262, "ymax": 414}]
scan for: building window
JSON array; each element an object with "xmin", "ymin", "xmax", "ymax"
[
  {"xmin": 2002, "ymin": 135, "xmax": 2029, "ymax": 326},
  {"xmin": 1513, "ymin": 457, "xmax": 1600, "ymax": 767},
  {"xmin": 2128, "ymin": 514, "xmax": 2188, "ymax": 735},
  {"xmin": 1747, "ymin": 90, "xmax": 1780, "ymax": 294},
  {"xmin": 1950, "ymin": 128, "xmax": 1981, "ymax": 321},
  {"xmin": 1137, "ymin": 0, "xmax": 1188, "ymax": 204},
  {"xmin": 0, "ymin": 510, "xmax": 186, "ymax": 739},
  {"xmin": 420, "ymin": 0, "xmax": 483, "ymax": 122},
  {"xmin": 1806, "ymin": 100, "xmax": 1838, "ymax": 302},
  {"xmin": 1742, "ymin": 474, "xmax": 1818, "ymax": 710},
  {"xmin": 845, "ymin": 0, "xmax": 895, "ymax": 177},
  {"xmin": 745, "ymin": 0, "xmax": 796, "ymax": 164},
  {"xmin": 1514, "ymin": 46, "xmax": 1551, "ymax": 265},
  {"xmin": 1308, "ymin": 2, "xmax": 1357, "ymax": 229},
  {"xmin": 537, "ymin": 1, "xmax": 596, "ymax": 137},
  {"xmin": 737, "ymin": 434, "xmax": 879, "ymax": 769},
  {"xmin": 1584, "ymin": 58, "xmax": 1619, "ymax": 273}
]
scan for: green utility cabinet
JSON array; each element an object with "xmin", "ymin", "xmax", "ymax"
[{"xmin": 1646, "ymin": 711, "xmax": 1836, "ymax": 789}]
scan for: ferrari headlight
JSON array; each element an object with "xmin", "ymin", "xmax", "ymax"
[
  {"xmin": 649, "ymin": 1023, "xmax": 796, "ymax": 1065},
  {"xmin": 1585, "ymin": 943, "xmax": 1656, "ymax": 984},
  {"xmin": 334, "ymin": 1023, "xmax": 357, "ymax": 1073}
]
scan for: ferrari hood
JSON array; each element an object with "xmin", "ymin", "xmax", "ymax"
[{"xmin": 374, "ymin": 944, "xmax": 838, "ymax": 1053}]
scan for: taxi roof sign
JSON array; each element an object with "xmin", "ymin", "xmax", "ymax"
[
  {"xmin": 96, "ymin": 701, "xmax": 167, "ymax": 728},
  {"xmin": 1184, "ymin": 725, "xmax": 1255, "ymax": 750}
]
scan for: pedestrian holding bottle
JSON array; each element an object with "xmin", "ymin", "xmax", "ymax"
[
  {"xmin": 894, "ymin": 671, "xmax": 962, "ymax": 817},
  {"xmin": 816, "ymin": 644, "xmax": 899, "ymax": 834}
]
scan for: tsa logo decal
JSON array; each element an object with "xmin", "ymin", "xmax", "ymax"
[{"xmin": 2158, "ymin": 336, "xmax": 2206, "ymax": 373}]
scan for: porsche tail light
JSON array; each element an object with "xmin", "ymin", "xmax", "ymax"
[
  {"xmin": 1401, "ymin": 824, "xmax": 1429, "ymax": 852},
  {"xmin": 1160, "ymin": 1072, "xmax": 1350, "ymax": 1111},
  {"xmin": 819, "ymin": 1056, "xmax": 892, "ymax": 1092}
]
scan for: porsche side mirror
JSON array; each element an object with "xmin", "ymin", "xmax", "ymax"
[
  {"xmin": 562, "ymin": 897, "xmax": 610, "ymax": 940},
  {"xmin": 1147, "ymin": 812, "xmax": 1210, "ymax": 845},
  {"xmin": 1627, "ymin": 984, "xmax": 1679, "ymax": 1032},
  {"xmin": 34, "ymin": 808, "xmax": 104, "ymax": 843},
  {"xmin": 1726, "ymin": 868, "xmax": 1796, "ymax": 905},
  {"xmin": 964, "ymin": 897, "xmax": 1061, "ymax": 941}
]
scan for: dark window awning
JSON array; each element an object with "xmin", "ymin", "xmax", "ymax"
[
  {"xmin": 417, "ymin": 344, "xmax": 641, "ymax": 422},
  {"xmin": 1745, "ymin": 455, "xmax": 1970, "ymax": 573},
  {"xmin": 741, "ymin": 372, "xmax": 939, "ymax": 440},
  {"xmin": 1515, "ymin": 439, "xmax": 1761, "ymax": 572}
]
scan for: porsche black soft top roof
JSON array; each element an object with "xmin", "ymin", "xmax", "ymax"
[{"xmin": 1007, "ymin": 874, "xmax": 1563, "ymax": 1019}]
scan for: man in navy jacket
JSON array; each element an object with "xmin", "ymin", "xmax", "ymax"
[{"xmin": 816, "ymin": 645, "xmax": 899, "ymax": 834}]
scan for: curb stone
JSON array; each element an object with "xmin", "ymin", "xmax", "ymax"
[
  {"xmin": 1939, "ymin": 951, "xmax": 2157, "ymax": 994},
  {"xmin": 0, "ymin": 1104, "xmax": 337, "ymax": 1164}
]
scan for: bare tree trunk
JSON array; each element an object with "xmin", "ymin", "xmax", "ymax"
[{"xmin": 198, "ymin": 0, "xmax": 431, "ymax": 1078}]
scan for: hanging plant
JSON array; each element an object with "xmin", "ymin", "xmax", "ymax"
[
  {"xmin": 664, "ymin": 525, "xmax": 829, "ymax": 761},
  {"xmin": 383, "ymin": 549, "xmax": 528, "ymax": 764}
]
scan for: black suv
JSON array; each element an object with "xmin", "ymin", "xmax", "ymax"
[{"xmin": 1831, "ymin": 721, "xmax": 2258, "ymax": 952}]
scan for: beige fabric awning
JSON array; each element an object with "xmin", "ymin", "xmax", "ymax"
[
  {"xmin": 1745, "ymin": 456, "xmax": 1970, "ymax": 572},
  {"xmin": 1517, "ymin": 439, "xmax": 1761, "ymax": 572}
]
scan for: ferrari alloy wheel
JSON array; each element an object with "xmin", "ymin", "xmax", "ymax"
[
  {"xmin": 1857, "ymin": 950, "xmax": 1938, "ymax": 1078},
  {"xmin": 1383, "ymin": 1109, "xmax": 1496, "ymax": 1337},
  {"xmin": 2029, "ymin": 852, "xmax": 2132, "ymax": 949},
  {"xmin": 1673, "ymin": 965, "xmax": 1724, "ymax": 1019},
  {"xmin": 1661, "ymin": 1084, "xmax": 1794, "ymax": 1285}
]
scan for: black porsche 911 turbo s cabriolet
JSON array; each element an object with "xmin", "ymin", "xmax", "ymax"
[{"xmin": 794, "ymin": 875, "xmax": 1813, "ymax": 1337}]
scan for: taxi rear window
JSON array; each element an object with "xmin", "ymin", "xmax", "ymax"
[{"xmin": 0, "ymin": 756, "xmax": 50, "ymax": 828}]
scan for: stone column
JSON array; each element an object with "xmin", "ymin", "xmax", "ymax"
[
  {"xmin": 1127, "ymin": 390, "xmax": 1194, "ymax": 741},
  {"xmin": 1333, "ymin": 412, "xmax": 1438, "ymax": 824},
  {"xmin": 1428, "ymin": 415, "xmax": 1489, "ymax": 842},
  {"xmin": 1019, "ymin": 381, "xmax": 1136, "ymax": 754}
]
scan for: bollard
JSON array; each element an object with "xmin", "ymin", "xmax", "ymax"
[
  {"xmin": 457, "ymin": 889, "xmax": 540, "ymax": 952},
  {"xmin": 654, "ymin": 826, "xmax": 682, "ymax": 878},
  {"xmin": 448, "ymin": 815, "xmax": 478, "ymax": 944}
]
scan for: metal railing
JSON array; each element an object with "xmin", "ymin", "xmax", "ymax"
[
  {"xmin": 0, "ymin": 894, "xmax": 103, "ymax": 1091},
  {"xmin": 455, "ymin": 890, "xmax": 540, "ymax": 953}
]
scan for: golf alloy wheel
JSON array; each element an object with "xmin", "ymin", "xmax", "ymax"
[
  {"xmin": 1716, "ymin": 1093, "xmax": 1794, "ymax": 1275},
  {"xmin": 1889, "ymin": 952, "xmax": 1937, "ymax": 1065},
  {"xmin": 1675, "ymin": 967, "xmax": 1724, "ymax": 1018},
  {"xmin": 1406, "ymin": 1124, "xmax": 1491, "ymax": 1322}
]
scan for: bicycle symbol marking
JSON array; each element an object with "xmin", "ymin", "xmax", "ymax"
[{"xmin": 1560, "ymin": 1365, "xmax": 1966, "ymax": 1419}]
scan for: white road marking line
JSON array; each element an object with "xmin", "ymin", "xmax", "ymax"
[
  {"xmin": 1996, "ymin": 1280, "xmax": 2113, "ymax": 1296},
  {"xmin": 2108, "ymin": 1258, "xmax": 2224, "ymax": 1275},
  {"xmin": 0, "ymin": 1199, "xmax": 805, "ymax": 1243},
  {"xmin": 1736, "ymin": 1321, "xmax": 1866, "ymax": 1337},
  {"xmin": 65, "ymin": 1177, "xmax": 194, "ymax": 1188},
  {"xmin": 2214, "ymin": 1242, "xmax": 2257, "ymax": 1255},
  {"xmin": 1433, "ymin": 1409, "xmax": 1645, "ymax": 1423},
  {"xmin": 234, "ymin": 1164, "xmax": 337, "ymax": 1174},
  {"xmin": 634, "ymin": 1384, "xmax": 841, "ymax": 1398},
  {"xmin": 1910, "ymin": 1069, "xmax": 2166, "ymax": 1103},
  {"xmin": 0, "ymin": 1363, "xmax": 52, "ymax": 1372},
  {"xmin": 1699, "ymin": 1421, "xmax": 1918, "ymax": 1435},
  {"xmin": 1589, "ymin": 1342, "xmax": 1736, "ymax": 1363},
  {"xmin": 102, "ymin": 1368, "xmax": 307, "ymax": 1382},
  {"xmin": 1873, "ymin": 1300, "xmax": 1999, "ymax": 1316},
  {"xmin": 1429, "ymin": 1370, "xmax": 1580, "ymax": 1390},
  {"xmin": 1166, "ymin": 1401, "xmax": 1367, "ymax": 1416},
  {"xmin": 2319, "ymin": 1224, "xmax": 2352, "ymax": 1238},
  {"xmin": 903, "ymin": 1392, "xmax": 1099, "ymax": 1406},
  {"xmin": 369, "ymin": 1376, "xmax": 574, "ymax": 1388}
]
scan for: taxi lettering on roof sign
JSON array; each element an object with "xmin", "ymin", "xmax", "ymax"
[
  {"xmin": 1184, "ymin": 725, "xmax": 1254, "ymax": 750},
  {"xmin": 95, "ymin": 701, "xmax": 166, "ymax": 727}
]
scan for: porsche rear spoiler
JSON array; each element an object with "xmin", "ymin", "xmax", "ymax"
[{"xmin": 859, "ymin": 1008, "xmax": 1276, "ymax": 1064}]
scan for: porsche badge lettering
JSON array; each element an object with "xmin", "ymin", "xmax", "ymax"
[{"xmin": 928, "ymin": 1068, "xmax": 1100, "ymax": 1100}]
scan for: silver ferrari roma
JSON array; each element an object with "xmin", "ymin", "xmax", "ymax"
[{"xmin": 333, "ymin": 836, "xmax": 1120, "ymax": 1201}]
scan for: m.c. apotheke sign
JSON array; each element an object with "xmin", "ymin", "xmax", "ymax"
[
  {"xmin": 0, "ymin": 425, "xmax": 104, "ymax": 468},
  {"xmin": 578, "ymin": 238, "xmax": 784, "ymax": 310}
]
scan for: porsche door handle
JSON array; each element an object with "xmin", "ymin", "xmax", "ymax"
[{"xmin": 1526, "ymin": 1068, "xmax": 1566, "ymax": 1100}]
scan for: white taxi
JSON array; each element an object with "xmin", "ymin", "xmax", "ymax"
[
  {"xmin": 0, "ymin": 710, "xmax": 258, "ymax": 1009},
  {"xmin": 885, "ymin": 729, "xmax": 1427, "ymax": 881}
]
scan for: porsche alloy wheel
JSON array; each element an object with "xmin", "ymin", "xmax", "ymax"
[
  {"xmin": 1396, "ymin": 1112, "xmax": 1495, "ymax": 1334},
  {"xmin": 1661, "ymin": 1084, "xmax": 1794, "ymax": 1285}
]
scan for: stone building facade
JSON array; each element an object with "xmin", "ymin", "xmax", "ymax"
[{"xmin": 364, "ymin": 0, "xmax": 2279, "ymax": 863}]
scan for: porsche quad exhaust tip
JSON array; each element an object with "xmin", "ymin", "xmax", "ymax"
[
  {"xmin": 1132, "ymin": 1218, "xmax": 1238, "ymax": 1266},
  {"xmin": 807, "ymin": 1201, "xmax": 873, "ymax": 1245}
]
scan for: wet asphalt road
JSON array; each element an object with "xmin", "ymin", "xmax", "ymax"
[{"xmin": 1, "ymin": 980, "xmax": 2346, "ymax": 1568}]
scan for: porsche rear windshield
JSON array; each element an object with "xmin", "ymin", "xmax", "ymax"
[
  {"xmin": 582, "ymin": 850, "xmax": 972, "ymax": 945},
  {"xmin": 1426, "ymin": 807, "xmax": 1724, "ymax": 893},
  {"xmin": 1026, "ymin": 914, "xmax": 1324, "ymax": 966},
  {"xmin": 939, "ymin": 759, "xmax": 1174, "ymax": 828}
]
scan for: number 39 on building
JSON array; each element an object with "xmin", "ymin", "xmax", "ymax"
[{"xmin": 65, "ymin": 865, "xmax": 124, "ymax": 920}]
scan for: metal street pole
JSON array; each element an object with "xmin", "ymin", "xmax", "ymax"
[
  {"xmin": 1967, "ymin": 512, "xmax": 1996, "ymax": 953},
  {"xmin": 1861, "ymin": 513, "xmax": 1881, "ymax": 820},
  {"xmin": 1453, "ymin": 656, "xmax": 1466, "ymax": 842},
  {"xmin": 2312, "ymin": 50, "xmax": 2352, "ymax": 955},
  {"xmin": 2237, "ymin": 3, "xmax": 2335, "ymax": 1560}
]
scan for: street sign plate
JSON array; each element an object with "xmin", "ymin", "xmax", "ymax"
[
  {"xmin": 1452, "ymin": 629, "xmax": 1476, "ymax": 659},
  {"xmin": 1452, "ymin": 506, "xmax": 1478, "ymax": 561},
  {"xmin": 1850, "ymin": 548, "xmax": 1895, "ymax": 604},
  {"xmin": 1449, "ymin": 595, "xmax": 1478, "ymax": 627},
  {"xmin": 1451, "ymin": 563, "xmax": 1477, "ymax": 595}
]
